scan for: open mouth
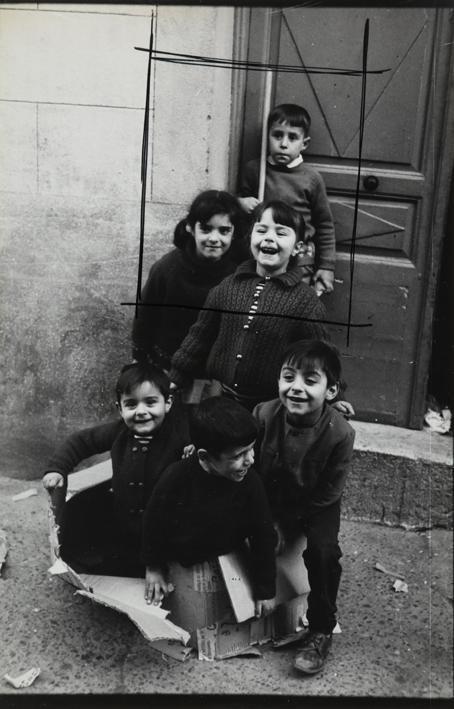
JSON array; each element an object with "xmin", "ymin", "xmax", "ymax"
[{"xmin": 260, "ymin": 246, "xmax": 278, "ymax": 255}]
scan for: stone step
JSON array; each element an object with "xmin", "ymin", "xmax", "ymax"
[{"xmin": 343, "ymin": 421, "xmax": 453, "ymax": 530}]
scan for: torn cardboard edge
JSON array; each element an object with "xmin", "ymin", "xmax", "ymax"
[{"xmin": 47, "ymin": 459, "xmax": 311, "ymax": 661}]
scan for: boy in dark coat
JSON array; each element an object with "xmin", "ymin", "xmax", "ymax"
[
  {"xmin": 141, "ymin": 396, "xmax": 277, "ymax": 618},
  {"xmin": 253, "ymin": 340, "xmax": 355, "ymax": 674},
  {"xmin": 42, "ymin": 362, "xmax": 190, "ymax": 576}
]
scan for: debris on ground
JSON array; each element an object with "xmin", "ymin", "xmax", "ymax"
[
  {"xmin": 424, "ymin": 406, "xmax": 452, "ymax": 435},
  {"xmin": 392, "ymin": 579, "xmax": 409, "ymax": 593},
  {"xmin": 4, "ymin": 667, "xmax": 40, "ymax": 689},
  {"xmin": 374, "ymin": 561, "xmax": 405, "ymax": 580},
  {"xmin": 12, "ymin": 489, "xmax": 38, "ymax": 502},
  {"xmin": 0, "ymin": 530, "xmax": 7, "ymax": 574}
]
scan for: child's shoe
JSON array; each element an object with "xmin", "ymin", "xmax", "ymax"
[{"xmin": 293, "ymin": 631, "xmax": 332, "ymax": 675}]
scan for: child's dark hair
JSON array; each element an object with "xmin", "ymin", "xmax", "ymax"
[
  {"xmin": 281, "ymin": 340, "xmax": 342, "ymax": 387},
  {"xmin": 116, "ymin": 362, "xmax": 171, "ymax": 403},
  {"xmin": 173, "ymin": 190, "xmax": 245, "ymax": 249},
  {"xmin": 252, "ymin": 200, "xmax": 306, "ymax": 243},
  {"xmin": 268, "ymin": 103, "xmax": 311, "ymax": 135},
  {"xmin": 190, "ymin": 396, "xmax": 258, "ymax": 455}
]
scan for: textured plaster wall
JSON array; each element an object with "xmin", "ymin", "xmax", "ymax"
[{"xmin": 0, "ymin": 4, "xmax": 234, "ymax": 475}]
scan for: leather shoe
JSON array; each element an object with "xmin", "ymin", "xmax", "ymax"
[{"xmin": 293, "ymin": 631, "xmax": 332, "ymax": 675}]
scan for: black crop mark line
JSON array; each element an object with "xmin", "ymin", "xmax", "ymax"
[
  {"xmin": 135, "ymin": 13, "xmax": 153, "ymax": 319},
  {"xmin": 133, "ymin": 47, "xmax": 390, "ymax": 77},
  {"xmin": 122, "ymin": 301, "xmax": 372, "ymax": 330},
  {"xmin": 337, "ymin": 227, "xmax": 406, "ymax": 245},
  {"xmin": 347, "ymin": 19, "xmax": 369, "ymax": 347},
  {"xmin": 281, "ymin": 10, "xmax": 341, "ymax": 158},
  {"xmin": 343, "ymin": 21, "xmax": 426, "ymax": 156}
]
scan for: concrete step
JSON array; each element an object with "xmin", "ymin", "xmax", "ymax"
[{"xmin": 344, "ymin": 420, "xmax": 453, "ymax": 530}]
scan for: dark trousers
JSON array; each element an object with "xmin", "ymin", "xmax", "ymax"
[
  {"xmin": 59, "ymin": 481, "xmax": 144, "ymax": 578},
  {"xmin": 301, "ymin": 500, "xmax": 342, "ymax": 635}
]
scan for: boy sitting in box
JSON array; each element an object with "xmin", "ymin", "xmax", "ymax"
[
  {"xmin": 141, "ymin": 396, "xmax": 277, "ymax": 618},
  {"xmin": 42, "ymin": 361, "xmax": 190, "ymax": 576},
  {"xmin": 253, "ymin": 340, "xmax": 355, "ymax": 675}
]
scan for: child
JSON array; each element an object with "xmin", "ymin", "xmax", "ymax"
[
  {"xmin": 253, "ymin": 339, "xmax": 355, "ymax": 675},
  {"xmin": 170, "ymin": 200, "xmax": 327, "ymax": 411},
  {"xmin": 141, "ymin": 396, "xmax": 276, "ymax": 618},
  {"xmin": 132, "ymin": 190, "xmax": 247, "ymax": 372},
  {"xmin": 239, "ymin": 103, "xmax": 336, "ymax": 295},
  {"xmin": 42, "ymin": 361, "xmax": 190, "ymax": 575}
]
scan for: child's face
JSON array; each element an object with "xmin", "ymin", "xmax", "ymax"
[
  {"xmin": 118, "ymin": 381, "xmax": 171, "ymax": 436},
  {"xmin": 203, "ymin": 442, "xmax": 255, "ymax": 483},
  {"xmin": 188, "ymin": 213, "xmax": 234, "ymax": 261},
  {"xmin": 251, "ymin": 208, "xmax": 302, "ymax": 276},
  {"xmin": 268, "ymin": 121, "xmax": 309, "ymax": 165},
  {"xmin": 278, "ymin": 361, "xmax": 338, "ymax": 423}
]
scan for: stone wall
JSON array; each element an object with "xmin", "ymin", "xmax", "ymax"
[{"xmin": 0, "ymin": 4, "xmax": 235, "ymax": 476}]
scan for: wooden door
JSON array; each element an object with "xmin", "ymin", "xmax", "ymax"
[{"xmin": 237, "ymin": 7, "xmax": 453, "ymax": 427}]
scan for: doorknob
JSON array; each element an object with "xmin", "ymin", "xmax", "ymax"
[{"xmin": 363, "ymin": 175, "xmax": 379, "ymax": 192}]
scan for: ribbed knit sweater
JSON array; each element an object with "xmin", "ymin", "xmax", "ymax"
[
  {"xmin": 241, "ymin": 159, "xmax": 336, "ymax": 271},
  {"xmin": 169, "ymin": 260, "xmax": 328, "ymax": 402},
  {"xmin": 132, "ymin": 244, "xmax": 239, "ymax": 370}
]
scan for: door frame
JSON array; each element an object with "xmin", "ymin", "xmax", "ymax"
[{"xmin": 229, "ymin": 6, "xmax": 454, "ymax": 428}]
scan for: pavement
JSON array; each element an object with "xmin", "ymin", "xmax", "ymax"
[{"xmin": 0, "ymin": 475, "xmax": 452, "ymax": 703}]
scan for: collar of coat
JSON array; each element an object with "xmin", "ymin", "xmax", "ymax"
[{"xmin": 234, "ymin": 259, "xmax": 304, "ymax": 288}]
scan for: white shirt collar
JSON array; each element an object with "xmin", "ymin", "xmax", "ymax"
[{"xmin": 267, "ymin": 154, "xmax": 304, "ymax": 169}]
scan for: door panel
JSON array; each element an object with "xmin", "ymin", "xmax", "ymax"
[{"xmin": 239, "ymin": 7, "xmax": 451, "ymax": 426}]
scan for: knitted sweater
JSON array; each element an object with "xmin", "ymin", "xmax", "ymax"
[
  {"xmin": 141, "ymin": 455, "xmax": 276, "ymax": 600},
  {"xmin": 170, "ymin": 260, "xmax": 328, "ymax": 401},
  {"xmin": 132, "ymin": 244, "xmax": 239, "ymax": 370},
  {"xmin": 240, "ymin": 159, "xmax": 336, "ymax": 271},
  {"xmin": 253, "ymin": 399, "xmax": 355, "ymax": 525},
  {"xmin": 43, "ymin": 405, "xmax": 190, "ymax": 539}
]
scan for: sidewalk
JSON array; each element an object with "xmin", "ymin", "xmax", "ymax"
[{"xmin": 0, "ymin": 476, "xmax": 452, "ymax": 699}]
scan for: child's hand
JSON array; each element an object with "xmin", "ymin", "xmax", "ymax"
[
  {"xmin": 144, "ymin": 567, "xmax": 174, "ymax": 606},
  {"xmin": 239, "ymin": 197, "xmax": 260, "ymax": 214},
  {"xmin": 42, "ymin": 472, "xmax": 64, "ymax": 492},
  {"xmin": 332, "ymin": 400, "xmax": 355, "ymax": 418},
  {"xmin": 313, "ymin": 269, "xmax": 335, "ymax": 295},
  {"xmin": 182, "ymin": 444, "xmax": 196, "ymax": 459},
  {"xmin": 255, "ymin": 597, "xmax": 276, "ymax": 618}
]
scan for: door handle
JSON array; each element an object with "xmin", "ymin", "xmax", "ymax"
[{"xmin": 363, "ymin": 175, "xmax": 379, "ymax": 192}]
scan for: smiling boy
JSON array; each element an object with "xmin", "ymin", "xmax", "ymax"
[
  {"xmin": 141, "ymin": 396, "xmax": 276, "ymax": 617},
  {"xmin": 42, "ymin": 362, "xmax": 190, "ymax": 575},
  {"xmin": 253, "ymin": 340, "xmax": 355, "ymax": 674},
  {"xmin": 239, "ymin": 104, "xmax": 336, "ymax": 295}
]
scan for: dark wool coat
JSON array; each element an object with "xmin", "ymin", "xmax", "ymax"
[
  {"xmin": 141, "ymin": 454, "xmax": 277, "ymax": 600},
  {"xmin": 253, "ymin": 399, "xmax": 355, "ymax": 525},
  {"xmin": 132, "ymin": 244, "xmax": 239, "ymax": 370},
  {"xmin": 43, "ymin": 404, "xmax": 190, "ymax": 539}
]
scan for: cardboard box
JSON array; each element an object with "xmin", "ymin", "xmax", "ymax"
[{"xmin": 47, "ymin": 459, "xmax": 310, "ymax": 661}]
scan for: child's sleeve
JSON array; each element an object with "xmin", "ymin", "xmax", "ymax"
[
  {"xmin": 131, "ymin": 261, "xmax": 165, "ymax": 361},
  {"xmin": 42, "ymin": 421, "xmax": 122, "ymax": 481},
  {"xmin": 311, "ymin": 174, "xmax": 336, "ymax": 271},
  {"xmin": 169, "ymin": 286, "xmax": 222, "ymax": 388},
  {"xmin": 306, "ymin": 428, "xmax": 355, "ymax": 515},
  {"xmin": 247, "ymin": 473, "xmax": 277, "ymax": 600},
  {"xmin": 294, "ymin": 294, "xmax": 329, "ymax": 342},
  {"xmin": 239, "ymin": 159, "xmax": 259, "ymax": 198},
  {"xmin": 141, "ymin": 466, "xmax": 177, "ymax": 571}
]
